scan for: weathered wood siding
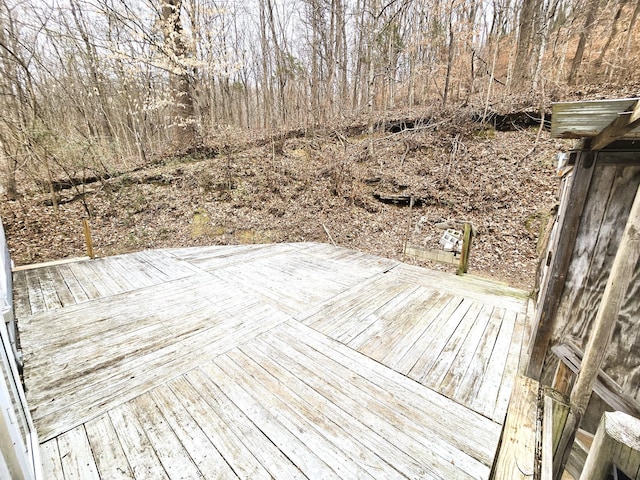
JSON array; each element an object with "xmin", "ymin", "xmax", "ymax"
[{"xmin": 550, "ymin": 158, "xmax": 640, "ymax": 401}]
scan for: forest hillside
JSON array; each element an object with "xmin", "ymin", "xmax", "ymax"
[{"xmin": 1, "ymin": 0, "xmax": 639, "ymax": 288}]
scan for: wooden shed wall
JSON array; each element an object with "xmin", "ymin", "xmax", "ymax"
[{"xmin": 550, "ymin": 159, "xmax": 640, "ymax": 401}]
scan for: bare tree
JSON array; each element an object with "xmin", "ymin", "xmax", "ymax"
[
  {"xmin": 567, "ymin": 0, "xmax": 601, "ymax": 85},
  {"xmin": 161, "ymin": 0, "xmax": 196, "ymax": 148}
]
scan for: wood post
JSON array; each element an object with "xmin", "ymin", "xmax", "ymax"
[
  {"xmin": 555, "ymin": 181, "xmax": 640, "ymax": 478},
  {"xmin": 543, "ymin": 388, "xmax": 570, "ymax": 480},
  {"xmin": 457, "ymin": 222, "xmax": 472, "ymax": 275},
  {"xmin": 527, "ymin": 151, "xmax": 595, "ymax": 380},
  {"xmin": 83, "ymin": 219, "xmax": 94, "ymax": 259},
  {"xmin": 579, "ymin": 411, "xmax": 640, "ymax": 480},
  {"xmin": 551, "ymin": 361, "xmax": 573, "ymax": 396}
]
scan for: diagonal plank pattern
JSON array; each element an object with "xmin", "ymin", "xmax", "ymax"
[{"xmin": 15, "ymin": 242, "xmax": 530, "ymax": 479}]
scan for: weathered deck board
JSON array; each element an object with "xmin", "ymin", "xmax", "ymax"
[
  {"xmin": 12, "ymin": 250, "xmax": 204, "ymax": 315},
  {"xmin": 84, "ymin": 415, "xmax": 135, "ymax": 480},
  {"xmin": 437, "ymin": 304, "xmax": 495, "ymax": 397},
  {"xmin": 182, "ymin": 370, "xmax": 309, "ymax": 479},
  {"xmin": 31, "ymin": 301, "xmax": 290, "ymax": 441},
  {"xmin": 56, "ymin": 426, "xmax": 100, "ymax": 479},
  {"xmin": 211, "ymin": 249, "xmax": 393, "ymax": 316},
  {"xmin": 390, "ymin": 263, "xmax": 528, "ymax": 313},
  {"xmin": 251, "ymin": 327, "xmax": 490, "ymax": 478},
  {"xmin": 302, "ymin": 265, "xmax": 525, "ymax": 420},
  {"xmin": 236, "ymin": 341, "xmax": 408, "ymax": 479},
  {"xmin": 17, "ymin": 242, "xmax": 529, "ymax": 479},
  {"xmin": 40, "ymin": 439, "xmax": 64, "ymax": 480},
  {"xmin": 149, "ymin": 386, "xmax": 237, "ymax": 479},
  {"xmin": 276, "ymin": 320, "xmax": 501, "ymax": 466}
]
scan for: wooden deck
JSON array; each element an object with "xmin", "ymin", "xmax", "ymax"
[{"xmin": 13, "ymin": 242, "xmax": 532, "ymax": 479}]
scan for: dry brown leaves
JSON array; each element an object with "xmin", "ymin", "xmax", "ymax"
[{"xmin": 1, "ymin": 115, "xmax": 567, "ymax": 290}]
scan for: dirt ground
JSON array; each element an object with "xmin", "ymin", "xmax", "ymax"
[{"xmin": 0, "ymin": 114, "xmax": 568, "ymax": 291}]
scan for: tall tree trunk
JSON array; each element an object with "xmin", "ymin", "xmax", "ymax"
[
  {"xmin": 161, "ymin": 0, "xmax": 196, "ymax": 149},
  {"xmin": 593, "ymin": 0, "xmax": 622, "ymax": 78},
  {"xmin": 567, "ymin": 0, "xmax": 600, "ymax": 85},
  {"xmin": 512, "ymin": 0, "xmax": 540, "ymax": 89},
  {"xmin": 622, "ymin": 0, "xmax": 640, "ymax": 80},
  {"xmin": 310, "ymin": 0, "xmax": 321, "ymax": 124},
  {"xmin": 69, "ymin": 0, "xmax": 114, "ymax": 140},
  {"xmin": 265, "ymin": 0, "xmax": 288, "ymax": 125},
  {"xmin": 0, "ymin": 151, "xmax": 17, "ymax": 201},
  {"xmin": 442, "ymin": 0, "xmax": 456, "ymax": 106},
  {"xmin": 336, "ymin": 0, "xmax": 348, "ymax": 108},
  {"xmin": 258, "ymin": 1, "xmax": 272, "ymax": 128}
]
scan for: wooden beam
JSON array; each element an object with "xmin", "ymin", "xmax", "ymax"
[
  {"xmin": 527, "ymin": 152, "xmax": 595, "ymax": 379},
  {"xmin": 596, "ymin": 148, "xmax": 640, "ymax": 165},
  {"xmin": 591, "ymin": 100, "xmax": 640, "ymax": 150},
  {"xmin": 12, "ymin": 257, "xmax": 90, "ymax": 272},
  {"xmin": 490, "ymin": 375, "xmax": 541, "ymax": 480},
  {"xmin": 551, "ymin": 343, "xmax": 640, "ymax": 417},
  {"xmin": 579, "ymin": 411, "xmax": 640, "ymax": 480}
]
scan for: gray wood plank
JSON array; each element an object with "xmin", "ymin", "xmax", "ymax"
[
  {"xmin": 40, "ymin": 439, "xmax": 64, "ymax": 480},
  {"xmin": 37, "ymin": 267, "xmax": 63, "ymax": 311},
  {"xmin": 50, "ymin": 264, "xmax": 89, "ymax": 307},
  {"xmin": 260, "ymin": 327, "xmax": 488, "ymax": 478},
  {"xmin": 438, "ymin": 304, "xmax": 495, "ymax": 398},
  {"xmin": 24, "ymin": 269, "xmax": 46, "ymax": 313},
  {"xmin": 380, "ymin": 292, "xmax": 456, "ymax": 370},
  {"xmin": 107, "ymin": 256, "xmax": 150, "ymax": 290},
  {"xmin": 342, "ymin": 285, "xmax": 424, "ymax": 348},
  {"xmin": 131, "ymin": 393, "xmax": 205, "ymax": 479},
  {"xmin": 150, "ymin": 385, "xmax": 238, "ymax": 479},
  {"xmin": 492, "ymin": 311, "xmax": 527, "ymax": 422},
  {"xmin": 65, "ymin": 262, "xmax": 103, "ymax": 300},
  {"xmin": 392, "ymin": 295, "xmax": 465, "ymax": 375},
  {"xmin": 84, "ymin": 414, "xmax": 135, "ymax": 479},
  {"xmin": 203, "ymin": 358, "xmax": 340, "ymax": 480},
  {"xmin": 389, "ymin": 263, "xmax": 528, "ymax": 313},
  {"xmin": 305, "ymin": 278, "xmax": 410, "ymax": 336},
  {"xmin": 52, "ymin": 264, "xmax": 88, "ymax": 305},
  {"xmin": 11, "ymin": 270, "xmax": 31, "ymax": 318},
  {"xmin": 356, "ymin": 288, "xmax": 445, "ymax": 363},
  {"xmin": 332, "ymin": 285, "xmax": 421, "ymax": 344},
  {"xmin": 470, "ymin": 310, "xmax": 518, "ymax": 418},
  {"xmin": 31, "ymin": 301, "xmax": 289, "ymax": 441},
  {"xmin": 235, "ymin": 341, "xmax": 409, "ymax": 479},
  {"xmin": 422, "ymin": 301, "xmax": 484, "ymax": 389},
  {"xmin": 57, "ymin": 426, "xmax": 101, "ymax": 480},
  {"xmin": 45, "ymin": 267, "xmax": 76, "ymax": 308},
  {"xmin": 91, "ymin": 258, "xmax": 135, "ymax": 292},
  {"xmin": 108, "ymin": 402, "xmax": 170, "ymax": 479},
  {"xmin": 216, "ymin": 352, "xmax": 376, "ymax": 479},
  {"xmin": 183, "ymin": 369, "xmax": 308, "ymax": 479},
  {"xmin": 273, "ymin": 321, "xmax": 499, "ymax": 470}
]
